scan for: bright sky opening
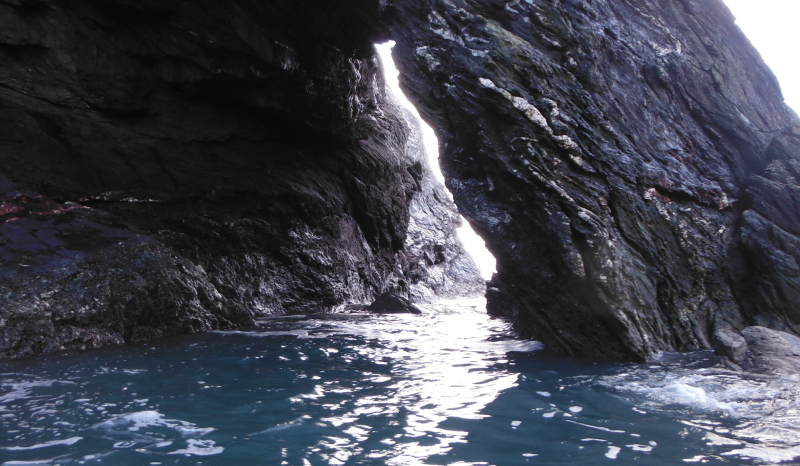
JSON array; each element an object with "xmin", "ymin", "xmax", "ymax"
[
  {"xmin": 375, "ymin": 41, "xmax": 498, "ymax": 280},
  {"xmin": 723, "ymin": 0, "xmax": 800, "ymax": 112}
]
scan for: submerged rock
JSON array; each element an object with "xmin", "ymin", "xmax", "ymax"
[
  {"xmin": 712, "ymin": 324, "xmax": 749, "ymax": 366},
  {"xmin": 742, "ymin": 326, "xmax": 800, "ymax": 375},
  {"xmin": 365, "ymin": 292, "xmax": 423, "ymax": 314}
]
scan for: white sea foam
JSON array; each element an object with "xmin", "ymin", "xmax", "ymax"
[
  {"xmin": 722, "ymin": 445, "xmax": 800, "ymax": 464},
  {"xmin": 605, "ymin": 445, "xmax": 621, "ymax": 459},
  {"xmin": 2, "ymin": 461, "xmax": 57, "ymax": 465},
  {"xmin": 168, "ymin": 439, "xmax": 224, "ymax": 456},
  {"xmin": 0, "ymin": 380, "xmax": 60, "ymax": 403},
  {"xmin": 250, "ymin": 415, "xmax": 311, "ymax": 436},
  {"xmin": 669, "ymin": 383, "xmax": 739, "ymax": 414},
  {"xmin": 0, "ymin": 437, "xmax": 82, "ymax": 451},
  {"xmin": 213, "ymin": 329, "xmax": 313, "ymax": 338},
  {"xmin": 96, "ymin": 410, "xmax": 215, "ymax": 436},
  {"xmin": 597, "ymin": 362, "xmax": 800, "ymax": 463},
  {"xmin": 627, "ymin": 444, "xmax": 653, "ymax": 452},
  {"xmin": 113, "ymin": 440, "xmax": 137, "ymax": 449},
  {"xmin": 599, "ymin": 368, "xmax": 792, "ymax": 419},
  {"xmin": 565, "ymin": 420, "xmax": 628, "ymax": 434}
]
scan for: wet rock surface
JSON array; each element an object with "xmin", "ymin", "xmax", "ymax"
[
  {"xmin": 742, "ymin": 326, "xmax": 800, "ymax": 376},
  {"xmin": 365, "ymin": 292, "xmax": 423, "ymax": 314},
  {"xmin": 0, "ymin": 178, "xmax": 253, "ymax": 358},
  {"xmin": 3, "ymin": 0, "xmax": 800, "ymax": 362},
  {"xmin": 0, "ymin": 0, "xmax": 480, "ymax": 358},
  {"xmin": 397, "ymin": 108, "xmax": 486, "ymax": 302},
  {"xmin": 387, "ymin": 0, "xmax": 800, "ymax": 360}
]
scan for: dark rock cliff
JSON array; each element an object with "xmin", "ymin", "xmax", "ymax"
[
  {"xmin": 3, "ymin": 0, "xmax": 800, "ymax": 363},
  {"xmin": 0, "ymin": 0, "xmax": 481, "ymax": 358},
  {"xmin": 387, "ymin": 0, "xmax": 800, "ymax": 360},
  {"xmin": 397, "ymin": 105, "xmax": 485, "ymax": 302}
]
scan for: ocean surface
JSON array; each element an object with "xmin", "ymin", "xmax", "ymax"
[{"xmin": 2, "ymin": 299, "xmax": 800, "ymax": 465}]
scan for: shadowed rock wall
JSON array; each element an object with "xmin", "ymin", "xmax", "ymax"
[
  {"xmin": 0, "ymin": 0, "xmax": 482, "ymax": 358},
  {"xmin": 386, "ymin": 0, "xmax": 800, "ymax": 360},
  {"xmin": 4, "ymin": 0, "xmax": 800, "ymax": 362}
]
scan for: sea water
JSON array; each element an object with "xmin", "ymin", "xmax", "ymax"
[{"xmin": 2, "ymin": 299, "xmax": 799, "ymax": 465}]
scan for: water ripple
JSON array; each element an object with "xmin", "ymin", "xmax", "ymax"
[{"xmin": 2, "ymin": 299, "xmax": 800, "ymax": 465}]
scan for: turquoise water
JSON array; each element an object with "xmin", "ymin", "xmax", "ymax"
[{"xmin": 2, "ymin": 299, "xmax": 799, "ymax": 465}]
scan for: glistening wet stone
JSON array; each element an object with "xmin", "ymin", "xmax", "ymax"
[{"xmin": 386, "ymin": 0, "xmax": 800, "ymax": 360}]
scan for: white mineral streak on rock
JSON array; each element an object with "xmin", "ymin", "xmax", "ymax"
[
  {"xmin": 554, "ymin": 134, "xmax": 580, "ymax": 151},
  {"xmin": 428, "ymin": 11, "xmax": 465, "ymax": 45},
  {"xmin": 649, "ymin": 40, "xmax": 678, "ymax": 57},
  {"xmin": 644, "ymin": 187, "xmax": 676, "ymax": 222},
  {"xmin": 463, "ymin": 33, "xmax": 487, "ymax": 45},
  {"xmin": 479, "ymin": 79, "xmax": 581, "ymax": 156},
  {"xmin": 478, "ymin": 78, "xmax": 549, "ymax": 129},
  {"xmin": 479, "ymin": 78, "xmax": 553, "ymax": 130},
  {"xmin": 415, "ymin": 46, "xmax": 440, "ymax": 71},
  {"xmin": 512, "ymin": 96, "xmax": 551, "ymax": 130},
  {"xmin": 478, "ymin": 77, "xmax": 496, "ymax": 89}
]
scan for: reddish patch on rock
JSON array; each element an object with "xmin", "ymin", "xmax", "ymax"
[
  {"xmin": 652, "ymin": 187, "xmax": 672, "ymax": 202},
  {"xmin": 0, "ymin": 201, "xmax": 25, "ymax": 217}
]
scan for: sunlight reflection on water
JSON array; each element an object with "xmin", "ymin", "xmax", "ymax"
[
  {"xmin": 2, "ymin": 299, "xmax": 800, "ymax": 465},
  {"xmin": 240, "ymin": 299, "xmax": 540, "ymax": 465}
]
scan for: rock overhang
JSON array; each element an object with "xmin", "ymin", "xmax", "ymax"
[{"xmin": 2, "ymin": 0, "xmax": 800, "ymax": 363}]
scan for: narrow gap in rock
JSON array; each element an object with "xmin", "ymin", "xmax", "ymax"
[{"xmin": 375, "ymin": 41, "xmax": 497, "ymax": 280}]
